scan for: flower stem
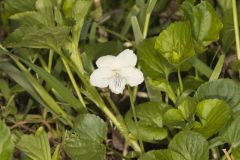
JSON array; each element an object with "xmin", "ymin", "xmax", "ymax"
[
  {"xmin": 106, "ymin": 95, "xmax": 125, "ymax": 123},
  {"xmin": 100, "ymin": 103, "xmax": 142, "ymax": 153},
  {"xmin": 143, "ymin": 14, "xmax": 150, "ymax": 39},
  {"xmin": 60, "ymin": 55, "xmax": 87, "ymax": 111},
  {"xmin": 232, "ymin": 0, "xmax": 240, "ymax": 60},
  {"xmin": 128, "ymin": 86, "xmax": 145, "ymax": 153},
  {"xmin": 63, "ymin": 59, "xmax": 86, "ymax": 109},
  {"xmin": 177, "ymin": 66, "xmax": 183, "ymax": 94}
]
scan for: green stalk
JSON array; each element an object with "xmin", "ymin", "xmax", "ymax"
[
  {"xmin": 71, "ymin": 44, "xmax": 84, "ymax": 73},
  {"xmin": 61, "ymin": 57, "xmax": 87, "ymax": 110},
  {"xmin": 100, "ymin": 103, "xmax": 142, "ymax": 153},
  {"xmin": 106, "ymin": 95, "xmax": 125, "ymax": 123},
  {"xmin": 48, "ymin": 50, "xmax": 54, "ymax": 73},
  {"xmin": 143, "ymin": 0, "xmax": 157, "ymax": 39},
  {"xmin": 178, "ymin": 66, "xmax": 183, "ymax": 94},
  {"xmin": 38, "ymin": 54, "xmax": 48, "ymax": 71},
  {"xmin": 128, "ymin": 86, "xmax": 144, "ymax": 153},
  {"xmin": 232, "ymin": 0, "xmax": 240, "ymax": 59},
  {"xmin": 56, "ymin": 48, "xmax": 86, "ymax": 110},
  {"xmin": 143, "ymin": 14, "xmax": 150, "ymax": 39}
]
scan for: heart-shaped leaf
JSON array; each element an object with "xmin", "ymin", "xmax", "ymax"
[
  {"xmin": 194, "ymin": 99, "xmax": 231, "ymax": 138},
  {"xmin": 155, "ymin": 21, "xmax": 195, "ymax": 65},
  {"xmin": 221, "ymin": 116, "xmax": 240, "ymax": 148},
  {"xmin": 181, "ymin": 1, "xmax": 223, "ymax": 52},
  {"xmin": 177, "ymin": 97, "xmax": 197, "ymax": 121},
  {"xmin": 125, "ymin": 102, "xmax": 168, "ymax": 142},
  {"xmin": 64, "ymin": 114, "xmax": 107, "ymax": 160},
  {"xmin": 163, "ymin": 109, "xmax": 185, "ymax": 128},
  {"xmin": 163, "ymin": 97, "xmax": 197, "ymax": 128},
  {"xmin": 194, "ymin": 79, "xmax": 240, "ymax": 113},
  {"xmin": 169, "ymin": 131, "xmax": 209, "ymax": 160},
  {"xmin": 137, "ymin": 37, "xmax": 175, "ymax": 79}
]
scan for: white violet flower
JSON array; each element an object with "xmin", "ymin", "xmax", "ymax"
[{"xmin": 90, "ymin": 49, "xmax": 144, "ymax": 94}]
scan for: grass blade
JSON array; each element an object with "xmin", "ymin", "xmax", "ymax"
[
  {"xmin": 0, "ymin": 62, "xmax": 72, "ymax": 126},
  {"xmin": 209, "ymin": 54, "xmax": 225, "ymax": 81},
  {"xmin": 189, "ymin": 57, "xmax": 213, "ymax": 78},
  {"xmin": 19, "ymin": 57, "xmax": 87, "ymax": 112}
]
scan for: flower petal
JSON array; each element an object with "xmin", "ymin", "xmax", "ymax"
[
  {"xmin": 109, "ymin": 75, "xmax": 126, "ymax": 94},
  {"xmin": 90, "ymin": 68, "xmax": 113, "ymax": 88},
  {"xmin": 116, "ymin": 49, "xmax": 137, "ymax": 68},
  {"xmin": 119, "ymin": 67, "xmax": 144, "ymax": 86},
  {"xmin": 96, "ymin": 55, "xmax": 116, "ymax": 68}
]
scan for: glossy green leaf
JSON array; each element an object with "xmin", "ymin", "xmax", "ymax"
[
  {"xmin": 155, "ymin": 21, "xmax": 195, "ymax": 65},
  {"xmin": 125, "ymin": 102, "xmax": 168, "ymax": 142},
  {"xmin": 221, "ymin": 116, "xmax": 240, "ymax": 148},
  {"xmin": 163, "ymin": 97, "xmax": 196, "ymax": 128},
  {"xmin": 65, "ymin": 114, "xmax": 107, "ymax": 160},
  {"xmin": 0, "ymin": 120, "xmax": 14, "ymax": 160},
  {"xmin": 181, "ymin": 1, "xmax": 223, "ymax": 51},
  {"xmin": 169, "ymin": 131, "xmax": 209, "ymax": 160},
  {"xmin": 194, "ymin": 79, "xmax": 240, "ymax": 113},
  {"xmin": 163, "ymin": 109, "xmax": 185, "ymax": 128},
  {"xmin": 177, "ymin": 97, "xmax": 197, "ymax": 121},
  {"xmin": 137, "ymin": 38, "xmax": 175, "ymax": 79},
  {"xmin": 194, "ymin": 99, "xmax": 231, "ymax": 138},
  {"xmin": 139, "ymin": 149, "xmax": 184, "ymax": 160},
  {"xmin": 17, "ymin": 127, "xmax": 51, "ymax": 160}
]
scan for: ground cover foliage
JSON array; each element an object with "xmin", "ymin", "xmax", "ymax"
[{"xmin": 0, "ymin": 0, "xmax": 240, "ymax": 159}]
